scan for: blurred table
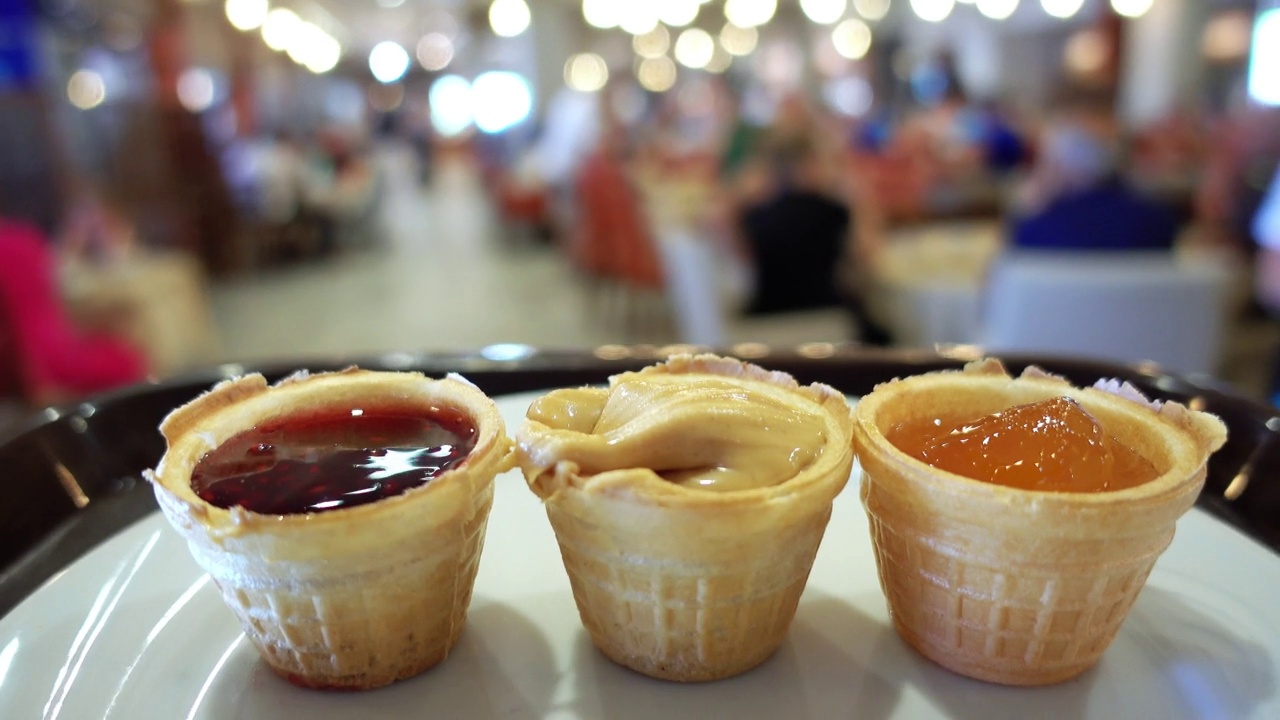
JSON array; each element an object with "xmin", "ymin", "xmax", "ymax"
[
  {"xmin": 60, "ymin": 252, "xmax": 222, "ymax": 375},
  {"xmin": 862, "ymin": 220, "xmax": 1004, "ymax": 348}
]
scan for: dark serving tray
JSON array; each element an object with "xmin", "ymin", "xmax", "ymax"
[{"xmin": 2, "ymin": 347, "xmax": 1277, "ymax": 619}]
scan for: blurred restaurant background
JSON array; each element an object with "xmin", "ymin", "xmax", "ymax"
[{"xmin": 0, "ymin": 0, "xmax": 1279, "ymax": 420}]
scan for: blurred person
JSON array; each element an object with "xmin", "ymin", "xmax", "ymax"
[
  {"xmin": 733, "ymin": 110, "xmax": 892, "ymax": 346},
  {"xmin": 56, "ymin": 180, "xmax": 139, "ymax": 266},
  {"xmin": 1009, "ymin": 122, "xmax": 1178, "ymax": 252},
  {"xmin": 0, "ymin": 218, "xmax": 147, "ymax": 403},
  {"xmin": 1252, "ymin": 164, "xmax": 1280, "ymax": 406}
]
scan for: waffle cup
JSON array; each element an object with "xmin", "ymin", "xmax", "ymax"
[
  {"xmin": 853, "ymin": 359, "xmax": 1227, "ymax": 686},
  {"xmin": 146, "ymin": 368, "xmax": 514, "ymax": 690},
  {"xmin": 517, "ymin": 354, "xmax": 855, "ymax": 681}
]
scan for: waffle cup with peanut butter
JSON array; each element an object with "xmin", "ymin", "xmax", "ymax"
[
  {"xmin": 516, "ymin": 354, "xmax": 855, "ymax": 682},
  {"xmin": 853, "ymin": 359, "xmax": 1227, "ymax": 686}
]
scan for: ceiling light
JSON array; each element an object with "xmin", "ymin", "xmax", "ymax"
[
  {"xmin": 224, "ymin": 0, "xmax": 267, "ymax": 31},
  {"xmin": 369, "ymin": 41, "xmax": 410, "ymax": 83},
  {"xmin": 674, "ymin": 28, "xmax": 715, "ymax": 69},
  {"xmin": 489, "ymin": 0, "xmax": 531, "ymax": 38}
]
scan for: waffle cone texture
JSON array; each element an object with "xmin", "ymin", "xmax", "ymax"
[
  {"xmin": 853, "ymin": 359, "xmax": 1227, "ymax": 686},
  {"xmin": 517, "ymin": 354, "xmax": 855, "ymax": 681},
  {"xmin": 146, "ymin": 368, "xmax": 514, "ymax": 690}
]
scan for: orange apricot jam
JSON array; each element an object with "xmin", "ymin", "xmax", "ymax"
[{"xmin": 886, "ymin": 397, "xmax": 1158, "ymax": 492}]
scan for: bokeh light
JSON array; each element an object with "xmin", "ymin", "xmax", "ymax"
[
  {"xmin": 853, "ymin": 0, "xmax": 890, "ymax": 21},
  {"xmin": 224, "ymin": 0, "xmax": 268, "ymax": 31},
  {"xmin": 909, "ymin": 0, "xmax": 954, "ymax": 22},
  {"xmin": 619, "ymin": 5, "xmax": 659, "ymax": 35},
  {"xmin": 801, "ymin": 0, "xmax": 847, "ymax": 25},
  {"xmin": 177, "ymin": 67, "xmax": 216, "ymax": 112},
  {"xmin": 472, "ymin": 71, "xmax": 533, "ymax": 133},
  {"xmin": 657, "ymin": 0, "xmax": 700, "ymax": 27},
  {"xmin": 1111, "ymin": 0, "xmax": 1153, "ymax": 19},
  {"xmin": 720, "ymin": 22, "xmax": 759, "ymax": 56},
  {"xmin": 724, "ymin": 0, "xmax": 777, "ymax": 28},
  {"xmin": 430, "ymin": 75, "xmax": 473, "ymax": 136},
  {"xmin": 976, "ymin": 0, "xmax": 1018, "ymax": 20},
  {"xmin": 489, "ymin": 0, "xmax": 531, "ymax": 38},
  {"xmin": 565, "ymin": 52, "xmax": 609, "ymax": 92},
  {"xmin": 582, "ymin": 0, "xmax": 620, "ymax": 29},
  {"xmin": 417, "ymin": 33, "xmax": 454, "ymax": 71},
  {"xmin": 637, "ymin": 56, "xmax": 678, "ymax": 92},
  {"xmin": 674, "ymin": 28, "xmax": 715, "ymax": 69},
  {"xmin": 369, "ymin": 41, "xmax": 410, "ymax": 83},
  {"xmin": 1040, "ymin": 0, "xmax": 1084, "ymax": 19},
  {"xmin": 832, "ymin": 18, "xmax": 872, "ymax": 60},
  {"xmin": 261, "ymin": 8, "xmax": 301, "ymax": 52},
  {"xmin": 824, "ymin": 75, "xmax": 873, "ymax": 117},
  {"xmin": 633, "ymin": 25, "xmax": 671, "ymax": 59},
  {"xmin": 67, "ymin": 69, "xmax": 106, "ymax": 110}
]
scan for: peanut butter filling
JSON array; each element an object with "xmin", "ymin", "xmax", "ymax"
[{"xmin": 526, "ymin": 375, "xmax": 826, "ymax": 492}]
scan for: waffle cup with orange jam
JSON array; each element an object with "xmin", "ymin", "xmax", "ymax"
[
  {"xmin": 516, "ymin": 354, "xmax": 855, "ymax": 682},
  {"xmin": 853, "ymin": 359, "xmax": 1227, "ymax": 686},
  {"xmin": 146, "ymin": 369, "xmax": 514, "ymax": 690}
]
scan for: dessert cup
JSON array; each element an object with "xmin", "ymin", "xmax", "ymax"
[
  {"xmin": 146, "ymin": 368, "xmax": 514, "ymax": 690},
  {"xmin": 516, "ymin": 354, "xmax": 855, "ymax": 681},
  {"xmin": 853, "ymin": 359, "xmax": 1227, "ymax": 686}
]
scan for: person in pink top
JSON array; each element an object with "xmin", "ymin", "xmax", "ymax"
[{"xmin": 0, "ymin": 219, "xmax": 147, "ymax": 404}]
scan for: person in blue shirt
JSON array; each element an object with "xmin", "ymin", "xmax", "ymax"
[{"xmin": 1010, "ymin": 123, "xmax": 1179, "ymax": 252}]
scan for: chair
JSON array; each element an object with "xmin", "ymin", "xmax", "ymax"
[
  {"xmin": 0, "ymin": 221, "xmax": 147, "ymax": 404},
  {"xmin": 980, "ymin": 250, "xmax": 1234, "ymax": 376}
]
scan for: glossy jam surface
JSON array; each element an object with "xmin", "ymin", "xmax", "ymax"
[
  {"xmin": 886, "ymin": 397, "xmax": 1158, "ymax": 492},
  {"xmin": 191, "ymin": 406, "xmax": 477, "ymax": 515}
]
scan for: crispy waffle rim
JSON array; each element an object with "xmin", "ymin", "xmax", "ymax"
[
  {"xmin": 517, "ymin": 353, "xmax": 855, "ymax": 509},
  {"xmin": 852, "ymin": 358, "xmax": 1228, "ymax": 530},
  {"xmin": 145, "ymin": 367, "xmax": 515, "ymax": 553}
]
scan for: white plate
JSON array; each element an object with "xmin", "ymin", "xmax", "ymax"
[{"xmin": 2, "ymin": 391, "xmax": 1278, "ymax": 719}]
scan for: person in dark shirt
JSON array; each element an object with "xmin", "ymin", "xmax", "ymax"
[
  {"xmin": 734, "ymin": 127, "xmax": 893, "ymax": 345},
  {"xmin": 1011, "ymin": 123, "xmax": 1178, "ymax": 252}
]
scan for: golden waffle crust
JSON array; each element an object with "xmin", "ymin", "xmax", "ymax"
[
  {"xmin": 517, "ymin": 354, "xmax": 856, "ymax": 681},
  {"xmin": 852, "ymin": 359, "xmax": 1226, "ymax": 685},
  {"xmin": 146, "ymin": 368, "xmax": 514, "ymax": 690}
]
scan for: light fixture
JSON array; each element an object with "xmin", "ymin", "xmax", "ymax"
[
  {"xmin": 719, "ymin": 22, "xmax": 759, "ymax": 56},
  {"xmin": 637, "ymin": 56, "xmax": 677, "ymax": 92},
  {"xmin": 977, "ymin": 0, "xmax": 1018, "ymax": 20},
  {"xmin": 1041, "ymin": 0, "xmax": 1084, "ymax": 19},
  {"xmin": 489, "ymin": 0, "xmax": 531, "ymax": 38},
  {"xmin": 674, "ymin": 27, "xmax": 715, "ymax": 69},
  {"xmin": 1110, "ymin": 0, "xmax": 1153, "ymax": 19},
  {"xmin": 853, "ymin": 0, "xmax": 890, "ymax": 21},
  {"xmin": 832, "ymin": 18, "xmax": 872, "ymax": 59},
  {"xmin": 472, "ymin": 71, "xmax": 533, "ymax": 133},
  {"xmin": 724, "ymin": 0, "xmax": 777, "ymax": 28},
  {"xmin": 67, "ymin": 69, "xmax": 106, "ymax": 110},
  {"xmin": 417, "ymin": 33, "xmax": 454, "ymax": 71},
  {"xmin": 801, "ymin": 0, "xmax": 847, "ymax": 25},
  {"xmin": 430, "ymin": 75, "xmax": 473, "ymax": 136},
  {"xmin": 369, "ymin": 41, "xmax": 410, "ymax": 83},
  {"xmin": 619, "ymin": 5, "xmax": 659, "ymax": 35},
  {"xmin": 1248, "ymin": 8, "xmax": 1280, "ymax": 106},
  {"xmin": 224, "ymin": 0, "xmax": 268, "ymax": 31},
  {"xmin": 177, "ymin": 67, "xmax": 215, "ymax": 112},
  {"xmin": 657, "ymin": 0, "xmax": 700, "ymax": 28},
  {"xmin": 565, "ymin": 52, "xmax": 609, "ymax": 92},
  {"xmin": 582, "ymin": 0, "xmax": 620, "ymax": 29},
  {"xmin": 909, "ymin": 0, "xmax": 955, "ymax": 22},
  {"xmin": 261, "ymin": 8, "xmax": 301, "ymax": 52},
  {"xmin": 633, "ymin": 26, "xmax": 671, "ymax": 59}
]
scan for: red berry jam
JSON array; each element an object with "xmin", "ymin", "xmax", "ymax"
[{"xmin": 190, "ymin": 405, "xmax": 477, "ymax": 515}]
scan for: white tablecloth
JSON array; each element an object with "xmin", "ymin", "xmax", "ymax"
[{"xmin": 863, "ymin": 221, "xmax": 1003, "ymax": 348}]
